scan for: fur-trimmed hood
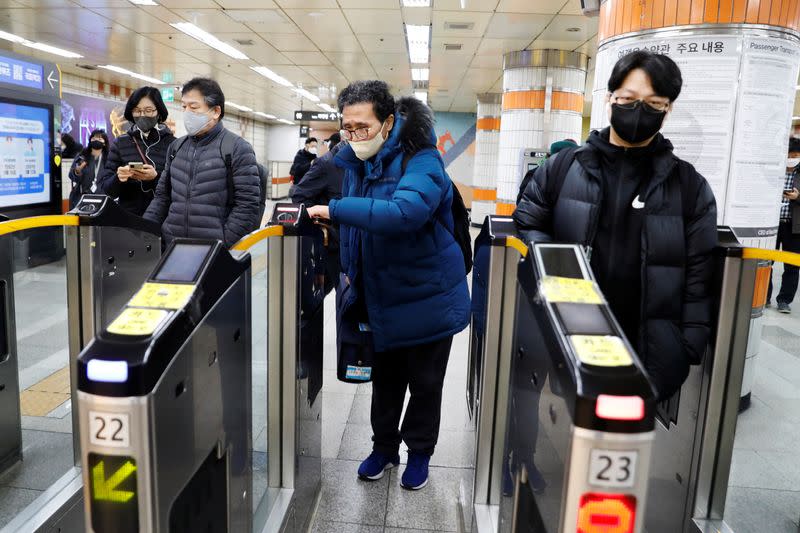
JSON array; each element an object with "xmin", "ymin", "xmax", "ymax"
[{"xmin": 395, "ymin": 96, "xmax": 436, "ymax": 153}]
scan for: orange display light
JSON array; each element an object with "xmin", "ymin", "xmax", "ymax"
[{"xmin": 577, "ymin": 493, "xmax": 636, "ymax": 533}]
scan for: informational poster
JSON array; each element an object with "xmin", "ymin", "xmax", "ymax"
[
  {"xmin": 60, "ymin": 91, "xmax": 127, "ymax": 148},
  {"xmin": 0, "ymin": 100, "xmax": 51, "ymax": 208},
  {"xmin": 591, "ymin": 32, "xmax": 800, "ymax": 248}
]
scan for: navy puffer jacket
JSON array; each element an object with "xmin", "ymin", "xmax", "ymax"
[
  {"xmin": 144, "ymin": 121, "xmax": 260, "ymax": 248},
  {"xmin": 330, "ymin": 97, "xmax": 470, "ymax": 351}
]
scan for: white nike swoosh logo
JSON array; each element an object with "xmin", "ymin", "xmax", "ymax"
[{"xmin": 632, "ymin": 196, "xmax": 645, "ymax": 209}]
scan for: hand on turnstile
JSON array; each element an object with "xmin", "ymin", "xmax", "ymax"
[{"xmin": 307, "ymin": 205, "xmax": 330, "ymax": 221}]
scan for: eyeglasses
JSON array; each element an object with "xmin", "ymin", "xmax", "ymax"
[
  {"xmin": 340, "ymin": 124, "xmax": 379, "ymax": 141},
  {"xmin": 132, "ymin": 107, "xmax": 158, "ymax": 117},
  {"xmin": 611, "ymin": 95, "xmax": 670, "ymax": 113}
]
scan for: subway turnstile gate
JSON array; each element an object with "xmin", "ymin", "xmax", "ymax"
[
  {"xmin": 77, "ymin": 239, "xmax": 252, "ymax": 532},
  {"xmin": 0, "ymin": 195, "xmax": 161, "ymax": 533}
]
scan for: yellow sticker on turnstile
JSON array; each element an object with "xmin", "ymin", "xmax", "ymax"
[
  {"xmin": 539, "ymin": 276, "xmax": 603, "ymax": 304},
  {"xmin": 570, "ymin": 335, "xmax": 633, "ymax": 367},
  {"xmin": 127, "ymin": 282, "xmax": 196, "ymax": 310},
  {"xmin": 107, "ymin": 308, "xmax": 170, "ymax": 336}
]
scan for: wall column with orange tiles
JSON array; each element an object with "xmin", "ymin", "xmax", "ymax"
[
  {"xmin": 472, "ymin": 93, "xmax": 502, "ymax": 226},
  {"xmin": 495, "ymin": 50, "xmax": 588, "ymax": 216}
]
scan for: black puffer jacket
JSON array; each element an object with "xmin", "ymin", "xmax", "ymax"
[
  {"xmin": 100, "ymin": 124, "xmax": 176, "ymax": 216},
  {"xmin": 291, "ymin": 142, "xmax": 344, "ymax": 207},
  {"xmin": 144, "ymin": 122, "xmax": 260, "ymax": 248},
  {"xmin": 290, "ymin": 149, "xmax": 316, "ymax": 185},
  {"xmin": 513, "ymin": 128, "xmax": 718, "ymax": 399}
]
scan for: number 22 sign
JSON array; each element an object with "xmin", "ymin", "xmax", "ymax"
[
  {"xmin": 588, "ymin": 449, "xmax": 638, "ymax": 488},
  {"xmin": 89, "ymin": 411, "xmax": 130, "ymax": 448}
]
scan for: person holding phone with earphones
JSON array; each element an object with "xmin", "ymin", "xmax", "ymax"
[
  {"xmin": 100, "ymin": 86, "xmax": 176, "ymax": 216},
  {"xmin": 767, "ymin": 137, "xmax": 800, "ymax": 313}
]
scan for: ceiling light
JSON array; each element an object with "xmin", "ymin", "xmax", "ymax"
[
  {"xmin": 294, "ymin": 87, "xmax": 320, "ymax": 102},
  {"xmin": 255, "ymin": 111, "xmax": 277, "ymax": 119},
  {"xmin": 250, "ymin": 66, "xmax": 293, "ymax": 87},
  {"xmin": 170, "ymin": 22, "xmax": 249, "ymax": 60},
  {"xmin": 411, "ymin": 68, "xmax": 429, "ymax": 81},
  {"xmin": 318, "ymin": 103, "xmax": 338, "ymax": 114},
  {"xmin": 98, "ymin": 65, "xmax": 164, "ymax": 85},
  {"xmin": 128, "ymin": 0, "xmax": 158, "ymax": 5},
  {"xmin": 406, "ymin": 24, "xmax": 431, "ymax": 64},
  {"xmin": 461, "ymin": 0, "xmax": 466, "ymax": 7},
  {"xmin": 226, "ymin": 101, "xmax": 252, "ymax": 112},
  {"xmin": 308, "ymin": 12, "xmax": 324, "ymax": 17},
  {"xmin": 0, "ymin": 30, "xmax": 83, "ymax": 59},
  {"xmin": 402, "ymin": 0, "xmax": 431, "ymax": 5},
  {"xmin": 414, "ymin": 91, "xmax": 428, "ymax": 104},
  {"xmin": 794, "ymin": 116, "xmax": 800, "ymax": 120},
  {"xmin": 277, "ymin": 118, "xmax": 295, "ymax": 125}
]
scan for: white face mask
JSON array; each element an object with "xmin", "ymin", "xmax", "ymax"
[
  {"xmin": 184, "ymin": 110, "xmax": 212, "ymax": 136},
  {"xmin": 308, "ymin": 147, "xmax": 318, "ymax": 155},
  {"xmin": 350, "ymin": 122, "xmax": 387, "ymax": 161},
  {"xmin": 788, "ymin": 158, "xmax": 800, "ymax": 168}
]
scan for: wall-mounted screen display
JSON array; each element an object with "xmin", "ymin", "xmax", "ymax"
[{"xmin": 0, "ymin": 99, "xmax": 51, "ymax": 208}]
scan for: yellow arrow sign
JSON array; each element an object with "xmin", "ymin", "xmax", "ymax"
[{"xmin": 92, "ymin": 459, "xmax": 137, "ymax": 503}]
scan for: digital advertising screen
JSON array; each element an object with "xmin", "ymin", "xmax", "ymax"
[{"xmin": 0, "ymin": 99, "xmax": 51, "ymax": 209}]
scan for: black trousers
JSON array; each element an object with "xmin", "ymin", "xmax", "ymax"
[
  {"xmin": 768, "ymin": 221, "xmax": 800, "ymax": 304},
  {"xmin": 370, "ymin": 336, "xmax": 452, "ymax": 457}
]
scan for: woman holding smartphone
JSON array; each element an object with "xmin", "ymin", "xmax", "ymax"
[
  {"xmin": 68, "ymin": 129, "xmax": 108, "ymax": 209},
  {"xmin": 100, "ymin": 86, "xmax": 176, "ymax": 216}
]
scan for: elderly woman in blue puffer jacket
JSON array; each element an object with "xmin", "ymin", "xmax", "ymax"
[{"xmin": 307, "ymin": 81, "xmax": 469, "ymax": 491}]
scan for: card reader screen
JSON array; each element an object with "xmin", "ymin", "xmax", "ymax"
[
  {"xmin": 154, "ymin": 243, "xmax": 210, "ymax": 282},
  {"xmin": 539, "ymin": 247, "xmax": 584, "ymax": 279}
]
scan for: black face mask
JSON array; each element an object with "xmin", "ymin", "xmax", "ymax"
[
  {"xmin": 134, "ymin": 116, "xmax": 158, "ymax": 133},
  {"xmin": 89, "ymin": 140, "xmax": 105, "ymax": 150},
  {"xmin": 610, "ymin": 102, "xmax": 666, "ymax": 144}
]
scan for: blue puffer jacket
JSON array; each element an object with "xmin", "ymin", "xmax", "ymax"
[{"xmin": 330, "ymin": 97, "xmax": 470, "ymax": 352}]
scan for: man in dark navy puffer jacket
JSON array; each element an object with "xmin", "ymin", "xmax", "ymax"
[
  {"xmin": 514, "ymin": 51, "xmax": 718, "ymax": 401},
  {"xmin": 145, "ymin": 77, "xmax": 260, "ymax": 248}
]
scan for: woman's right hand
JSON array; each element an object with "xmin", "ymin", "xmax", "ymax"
[
  {"xmin": 117, "ymin": 165, "xmax": 133, "ymax": 183},
  {"xmin": 74, "ymin": 160, "xmax": 87, "ymax": 176}
]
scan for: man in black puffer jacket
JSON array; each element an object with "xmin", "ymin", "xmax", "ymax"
[
  {"xmin": 514, "ymin": 51, "xmax": 718, "ymax": 400},
  {"xmin": 145, "ymin": 78, "xmax": 260, "ymax": 248}
]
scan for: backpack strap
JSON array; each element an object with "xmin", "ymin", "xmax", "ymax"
[
  {"xmin": 163, "ymin": 136, "xmax": 189, "ymax": 201},
  {"xmin": 543, "ymin": 146, "xmax": 578, "ymax": 205},
  {"xmin": 218, "ymin": 130, "xmax": 237, "ymax": 209}
]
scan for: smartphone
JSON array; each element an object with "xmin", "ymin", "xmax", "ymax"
[
  {"xmin": 128, "ymin": 162, "xmax": 144, "ymax": 170},
  {"xmin": 784, "ymin": 189, "xmax": 795, "ymax": 195}
]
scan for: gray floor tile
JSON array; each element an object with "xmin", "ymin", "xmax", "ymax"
[
  {"xmin": 758, "ymin": 450, "xmax": 800, "ymax": 488},
  {"xmin": 724, "ymin": 486, "xmax": 800, "ymax": 533},
  {"xmin": 324, "ymin": 370, "xmax": 362, "ymax": 394},
  {"xmin": 385, "ymin": 529, "xmax": 438, "ymax": 533},
  {"xmin": 385, "ymin": 466, "xmax": 473, "ymax": 531},
  {"xmin": 762, "ymin": 326, "xmax": 800, "ymax": 357},
  {"xmin": 0, "ymin": 485, "xmax": 42, "ymax": 526},
  {"xmin": 323, "ymin": 422, "xmax": 346, "ymax": 459},
  {"xmin": 311, "ymin": 520, "xmax": 383, "ymax": 533},
  {"xmin": 348, "ymin": 393, "xmax": 372, "ymax": 426},
  {"xmin": 356, "ymin": 383, "xmax": 373, "ymax": 395},
  {"xmin": 338, "ymin": 424, "xmax": 374, "ymax": 462},
  {"xmin": 325, "ymin": 392, "xmax": 357, "ymax": 427},
  {"xmin": 21, "ymin": 414, "xmax": 73, "ymax": 434},
  {"xmin": 728, "ymin": 449, "xmax": 796, "ymax": 491},
  {"xmin": 316, "ymin": 459, "xmax": 388, "ymax": 526},
  {"xmin": 0, "ymin": 430, "xmax": 74, "ymax": 491}
]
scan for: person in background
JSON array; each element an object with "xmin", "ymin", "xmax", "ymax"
[
  {"xmin": 100, "ymin": 86, "xmax": 176, "ymax": 216},
  {"xmin": 516, "ymin": 139, "xmax": 579, "ymax": 204},
  {"xmin": 514, "ymin": 50, "xmax": 718, "ymax": 400},
  {"xmin": 68, "ymin": 129, "xmax": 109, "ymax": 208},
  {"xmin": 60, "ymin": 133, "xmax": 83, "ymax": 159},
  {"xmin": 307, "ymin": 80, "xmax": 470, "ymax": 491},
  {"xmin": 292, "ymin": 131, "xmax": 346, "ymax": 294},
  {"xmin": 290, "ymin": 137, "xmax": 318, "ymax": 186},
  {"xmin": 767, "ymin": 137, "xmax": 800, "ymax": 313},
  {"xmin": 144, "ymin": 77, "xmax": 260, "ymax": 247}
]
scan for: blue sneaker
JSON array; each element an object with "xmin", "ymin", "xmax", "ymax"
[
  {"xmin": 358, "ymin": 451, "xmax": 399, "ymax": 481},
  {"xmin": 401, "ymin": 452, "xmax": 430, "ymax": 490}
]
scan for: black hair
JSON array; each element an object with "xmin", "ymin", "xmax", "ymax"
[
  {"xmin": 61, "ymin": 133, "xmax": 78, "ymax": 149},
  {"xmin": 608, "ymin": 51, "xmax": 682, "ymax": 102},
  {"xmin": 26, "ymin": 137, "xmax": 33, "ymax": 144},
  {"xmin": 789, "ymin": 137, "xmax": 800, "ymax": 153},
  {"xmin": 337, "ymin": 80, "xmax": 395, "ymax": 122},
  {"xmin": 327, "ymin": 132, "xmax": 341, "ymax": 148},
  {"xmin": 124, "ymin": 86, "xmax": 169, "ymax": 123},
  {"xmin": 80, "ymin": 129, "xmax": 109, "ymax": 159},
  {"xmin": 182, "ymin": 77, "xmax": 226, "ymax": 119},
  {"xmin": 305, "ymin": 137, "xmax": 318, "ymax": 145}
]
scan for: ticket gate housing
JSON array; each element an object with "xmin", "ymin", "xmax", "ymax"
[{"xmin": 76, "ymin": 239, "xmax": 252, "ymax": 532}]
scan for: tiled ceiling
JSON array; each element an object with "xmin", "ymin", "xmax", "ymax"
[{"xmin": 0, "ymin": 0, "xmax": 598, "ymax": 118}]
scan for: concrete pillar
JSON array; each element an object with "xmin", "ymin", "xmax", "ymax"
[
  {"xmin": 471, "ymin": 93, "xmax": 502, "ymax": 226},
  {"xmin": 495, "ymin": 50, "xmax": 588, "ymax": 215}
]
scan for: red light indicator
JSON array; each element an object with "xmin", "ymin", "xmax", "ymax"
[
  {"xmin": 595, "ymin": 394, "xmax": 644, "ymax": 421},
  {"xmin": 577, "ymin": 493, "xmax": 636, "ymax": 533}
]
